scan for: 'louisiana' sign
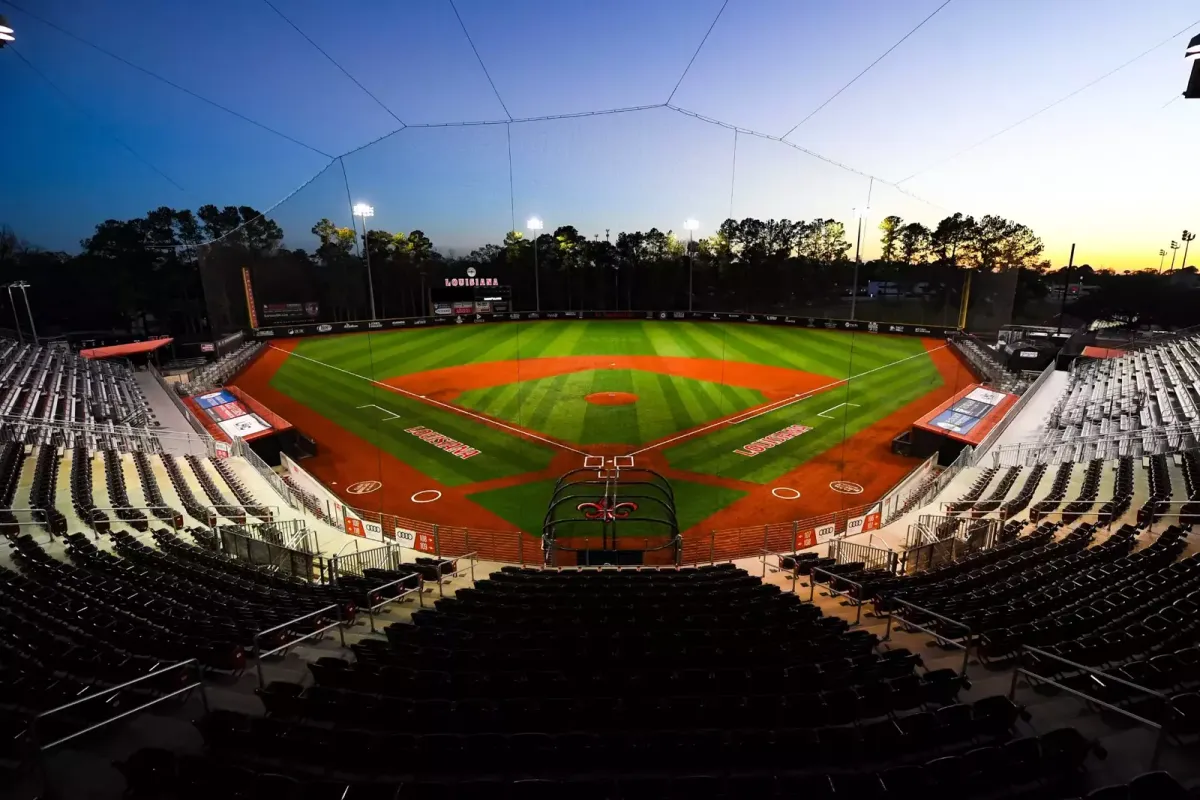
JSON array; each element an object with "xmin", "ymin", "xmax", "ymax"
[{"xmin": 445, "ymin": 277, "xmax": 500, "ymax": 287}]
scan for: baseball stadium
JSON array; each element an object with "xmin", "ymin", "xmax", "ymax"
[{"xmin": 5, "ymin": 4, "xmax": 1200, "ymax": 798}]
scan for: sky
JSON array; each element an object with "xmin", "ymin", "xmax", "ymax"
[{"xmin": 1, "ymin": 0, "xmax": 1198, "ymax": 271}]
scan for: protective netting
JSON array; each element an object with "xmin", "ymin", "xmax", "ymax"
[{"xmin": 196, "ymin": 107, "xmax": 1023, "ymax": 333}]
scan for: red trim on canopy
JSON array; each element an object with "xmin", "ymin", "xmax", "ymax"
[
  {"xmin": 1081, "ymin": 346, "xmax": 1126, "ymax": 359},
  {"xmin": 79, "ymin": 338, "xmax": 173, "ymax": 359}
]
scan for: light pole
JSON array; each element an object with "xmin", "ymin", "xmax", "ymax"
[
  {"xmin": 11, "ymin": 281, "xmax": 36, "ymax": 343},
  {"xmin": 1182, "ymin": 231, "xmax": 1196, "ymax": 271},
  {"xmin": 527, "ymin": 217, "xmax": 544, "ymax": 312},
  {"xmin": 352, "ymin": 203, "xmax": 377, "ymax": 320},
  {"xmin": 850, "ymin": 205, "xmax": 869, "ymax": 321},
  {"xmin": 1169, "ymin": 240, "xmax": 1180, "ymax": 273},
  {"xmin": 1159, "ymin": 249, "xmax": 1168, "ymax": 273},
  {"xmin": 5, "ymin": 284, "xmax": 22, "ymax": 343},
  {"xmin": 0, "ymin": 15, "xmax": 15, "ymax": 48},
  {"xmin": 684, "ymin": 219, "xmax": 699, "ymax": 312}
]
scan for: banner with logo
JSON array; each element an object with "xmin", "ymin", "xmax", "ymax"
[
  {"xmin": 795, "ymin": 527, "xmax": 818, "ymax": 550},
  {"xmin": 253, "ymin": 310, "xmax": 957, "ymax": 341},
  {"xmin": 345, "ymin": 517, "xmax": 366, "ymax": 537},
  {"xmin": 845, "ymin": 503, "xmax": 882, "ymax": 538},
  {"xmin": 816, "ymin": 522, "xmax": 838, "ymax": 543}
]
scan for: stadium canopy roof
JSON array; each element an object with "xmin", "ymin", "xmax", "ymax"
[{"xmin": 79, "ymin": 338, "xmax": 173, "ymax": 359}]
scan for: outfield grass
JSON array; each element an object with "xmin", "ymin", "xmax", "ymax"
[
  {"xmin": 456, "ymin": 368, "xmax": 765, "ymax": 445},
  {"xmin": 286, "ymin": 320, "xmax": 931, "ymax": 381},
  {"xmin": 268, "ymin": 321, "xmax": 945, "ymax": 500}
]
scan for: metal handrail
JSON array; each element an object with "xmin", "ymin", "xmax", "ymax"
[
  {"xmin": 757, "ymin": 548, "xmax": 801, "ymax": 593},
  {"xmin": 1011, "ymin": 644, "xmax": 1168, "ymax": 766},
  {"xmin": 436, "ymin": 551, "xmax": 479, "ymax": 597},
  {"xmin": 883, "ymin": 596, "xmax": 972, "ymax": 677},
  {"xmin": 809, "ymin": 565, "xmax": 866, "ymax": 626},
  {"xmin": 253, "ymin": 604, "xmax": 346, "ymax": 688},
  {"xmin": 366, "ymin": 573, "xmax": 423, "ymax": 632},
  {"xmin": 31, "ymin": 659, "xmax": 207, "ymax": 752}
]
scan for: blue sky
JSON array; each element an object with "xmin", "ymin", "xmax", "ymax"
[{"xmin": 2, "ymin": 0, "xmax": 1198, "ymax": 270}]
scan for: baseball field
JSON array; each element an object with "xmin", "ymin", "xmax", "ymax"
[{"xmin": 232, "ymin": 320, "xmax": 973, "ymax": 539}]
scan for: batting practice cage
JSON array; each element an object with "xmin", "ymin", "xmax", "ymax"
[{"xmin": 193, "ymin": 106, "xmax": 1031, "ymax": 563}]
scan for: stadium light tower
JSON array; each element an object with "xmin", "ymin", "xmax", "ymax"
[
  {"xmin": 1159, "ymin": 249, "xmax": 1168, "ymax": 273},
  {"xmin": 684, "ymin": 219, "xmax": 699, "ymax": 312},
  {"xmin": 527, "ymin": 217, "xmax": 544, "ymax": 312},
  {"xmin": 1182, "ymin": 231, "xmax": 1196, "ymax": 271},
  {"xmin": 1169, "ymin": 240, "xmax": 1180, "ymax": 273},
  {"xmin": 0, "ymin": 15, "xmax": 14, "ymax": 48},
  {"xmin": 850, "ymin": 205, "xmax": 869, "ymax": 321},
  {"xmin": 352, "ymin": 203, "xmax": 377, "ymax": 320}
]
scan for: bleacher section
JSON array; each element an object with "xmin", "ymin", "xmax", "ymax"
[
  {"xmin": 0, "ymin": 339, "xmax": 154, "ymax": 446},
  {"xmin": 176, "ymin": 342, "xmax": 262, "ymax": 396},
  {"xmin": 952, "ymin": 333, "xmax": 1031, "ymax": 395},
  {"xmin": 1021, "ymin": 334, "xmax": 1200, "ymax": 463}
]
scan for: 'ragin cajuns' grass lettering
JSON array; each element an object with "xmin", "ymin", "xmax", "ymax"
[
  {"xmin": 404, "ymin": 425, "xmax": 480, "ymax": 459},
  {"xmin": 733, "ymin": 424, "xmax": 812, "ymax": 457}
]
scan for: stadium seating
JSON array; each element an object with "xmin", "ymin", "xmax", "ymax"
[
  {"xmin": 951, "ymin": 333, "xmax": 1031, "ymax": 395},
  {"xmin": 176, "ymin": 342, "xmax": 261, "ymax": 396},
  {"xmin": 0, "ymin": 338, "xmax": 151, "ymax": 444}
]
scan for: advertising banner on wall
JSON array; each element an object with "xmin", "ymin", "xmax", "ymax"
[
  {"xmin": 253, "ymin": 310, "xmax": 958, "ymax": 341},
  {"xmin": 280, "ymin": 453, "xmax": 383, "ymax": 543},
  {"xmin": 845, "ymin": 503, "xmax": 882, "ymax": 538}
]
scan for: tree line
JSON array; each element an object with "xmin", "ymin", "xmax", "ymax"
[{"xmin": 0, "ymin": 205, "xmax": 1196, "ymax": 341}]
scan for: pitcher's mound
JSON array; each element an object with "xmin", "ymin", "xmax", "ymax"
[{"xmin": 585, "ymin": 391, "xmax": 638, "ymax": 406}]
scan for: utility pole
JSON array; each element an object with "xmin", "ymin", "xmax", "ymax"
[{"xmin": 1057, "ymin": 243, "xmax": 1074, "ymax": 335}]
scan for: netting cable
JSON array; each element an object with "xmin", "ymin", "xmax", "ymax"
[
  {"xmin": 261, "ymin": 0, "xmax": 406, "ymax": 127},
  {"xmin": 898, "ymin": 16, "xmax": 1200, "ymax": 184}
]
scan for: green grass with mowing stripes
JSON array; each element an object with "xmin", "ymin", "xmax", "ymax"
[
  {"xmin": 455, "ymin": 369, "xmax": 765, "ymax": 445},
  {"xmin": 465, "ymin": 476, "xmax": 746, "ymax": 536},
  {"xmin": 268, "ymin": 322, "xmax": 945, "ymax": 499},
  {"xmin": 664, "ymin": 351, "xmax": 944, "ymax": 483},
  {"xmin": 287, "ymin": 320, "xmax": 931, "ymax": 381},
  {"xmin": 268, "ymin": 352, "xmax": 555, "ymax": 486}
]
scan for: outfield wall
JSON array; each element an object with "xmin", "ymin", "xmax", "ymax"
[{"xmin": 249, "ymin": 308, "xmax": 958, "ymax": 341}]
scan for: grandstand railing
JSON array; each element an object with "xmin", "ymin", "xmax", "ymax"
[
  {"xmin": 1011, "ymin": 645, "xmax": 1168, "ymax": 766},
  {"xmin": 828, "ymin": 536, "xmax": 898, "ymax": 572},
  {"xmin": 232, "ymin": 437, "xmax": 304, "ymax": 514},
  {"xmin": 905, "ymin": 445, "xmax": 974, "ymax": 515},
  {"xmin": 970, "ymin": 361, "xmax": 1057, "ymax": 462},
  {"xmin": 883, "ymin": 597, "xmax": 973, "ymax": 678},
  {"xmin": 756, "ymin": 548, "xmax": 801, "ymax": 593},
  {"xmin": 0, "ymin": 412, "xmax": 215, "ymax": 456},
  {"xmin": 218, "ymin": 526, "xmax": 321, "ymax": 582},
  {"xmin": 366, "ymin": 573, "xmax": 423, "ymax": 633},
  {"xmin": 147, "ymin": 363, "xmax": 214, "ymax": 440},
  {"xmin": 808, "ymin": 566, "xmax": 867, "ymax": 626},
  {"xmin": 989, "ymin": 423, "xmax": 1199, "ymax": 467},
  {"xmin": 253, "ymin": 604, "xmax": 346, "ymax": 689},
  {"xmin": 30, "ymin": 659, "xmax": 207, "ymax": 768},
  {"xmin": 878, "ymin": 453, "xmax": 939, "ymax": 525},
  {"xmin": 435, "ymin": 551, "xmax": 478, "ymax": 596}
]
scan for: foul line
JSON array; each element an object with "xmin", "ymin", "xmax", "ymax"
[
  {"xmin": 625, "ymin": 343, "xmax": 953, "ymax": 457},
  {"xmin": 818, "ymin": 402, "xmax": 861, "ymax": 419},
  {"xmin": 271, "ymin": 346, "xmax": 589, "ymax": 457}
]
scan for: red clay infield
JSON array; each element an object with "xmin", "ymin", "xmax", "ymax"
[
  {"xmin": 235, "ymin": 337, "xmax": 977, "ymax": 543},
  {"xmin": 585, "ymin": 392, "xmax": 638, "ymax": 406}
]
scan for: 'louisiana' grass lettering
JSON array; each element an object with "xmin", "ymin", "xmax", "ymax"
[
  {"xmin": 734, "ymin": 424, "xmax": 812, "ymax": 457},
  {"xmin": 404, "ymin": 425, "xmax": 481, "ymax": 459}
]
